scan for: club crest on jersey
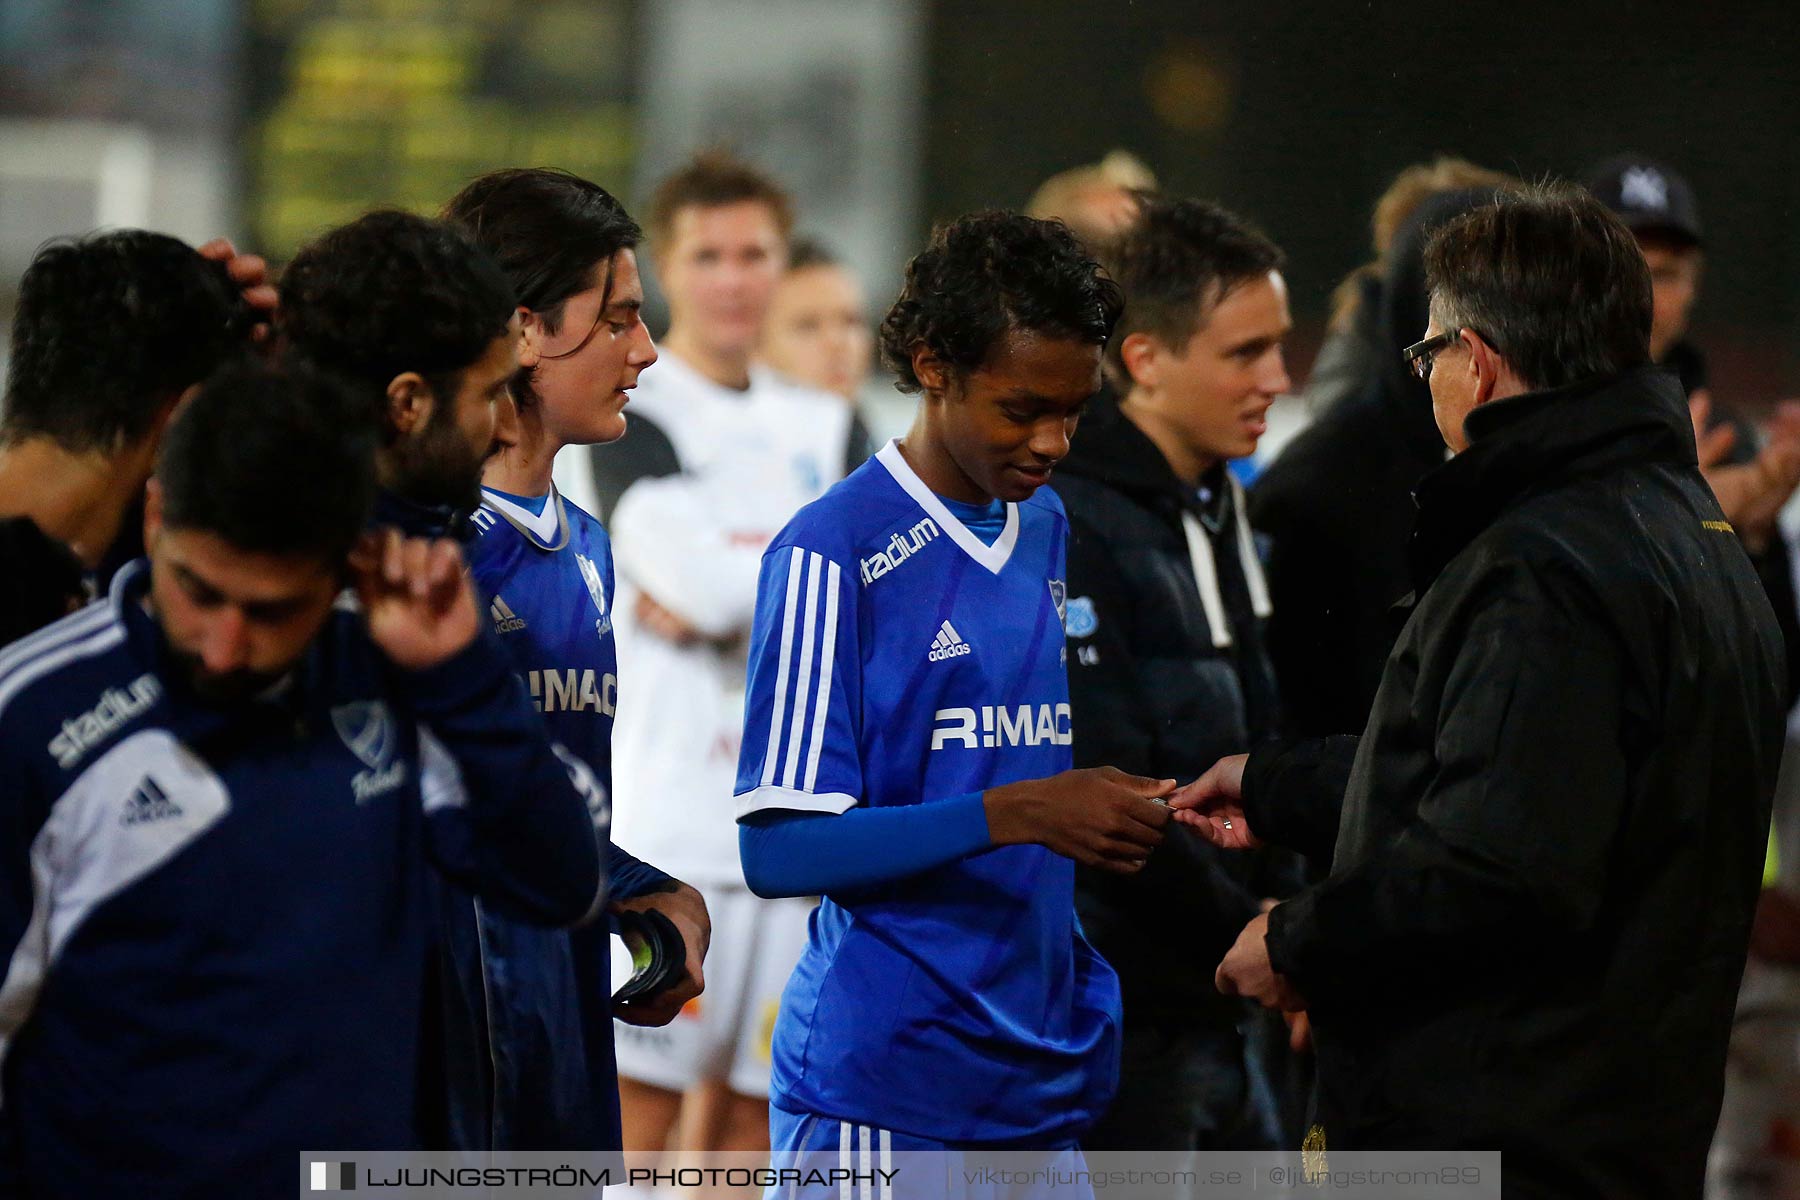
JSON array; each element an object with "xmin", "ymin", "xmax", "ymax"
[
  {"xmin": 1048, "ymin": 579, "xmax": 1066, "ymax": 625},
  {"xmin": 332, "ymin": 700, "xmax": 406, "ymax": 803},
  {"xmin": 576, "ymin": 553, "xmax": 612, "ymax": 638},
  {"xmin": 1064, "ymin": 596, "xmax": 1098, "ymax": 638}
]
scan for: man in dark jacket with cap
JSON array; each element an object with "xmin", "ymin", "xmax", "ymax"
[
  {"xmin": 1173, "ymin": 184, "xmax": 1787, "ymax": 1199},
  {"xmin": 1583, "ymin": 153, "xmax": 1800, "ymax": 707},
  {"xmin": 1051, "ymin": 195, "xmax": 1297, "ymax": 1150}
]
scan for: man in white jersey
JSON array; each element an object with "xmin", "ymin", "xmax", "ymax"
[{"xmin": 553, "ymin": 152, "xmax": 855, "ymax": 1155}]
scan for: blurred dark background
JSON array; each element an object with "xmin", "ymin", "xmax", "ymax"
[
  {"xmin": 2, "ymin": 0, "xmax": 1797, "ymax": 406},
  {"xmin": 926, "ymin": 0, "xmax": 1800, "ymax": 401}
]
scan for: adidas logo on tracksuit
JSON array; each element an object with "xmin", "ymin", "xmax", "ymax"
[
  {"xmin": 927, "ymin": 620, "xmax": 972, "ymax": 663},
  {"xmin": 490, "ymin": 596, "xmax": 527, "ymax": 634},
  {"xmin": 120, "ymin": 776, "xmax": 182, "ymax": 826}
]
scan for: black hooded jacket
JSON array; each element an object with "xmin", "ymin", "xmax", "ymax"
[
  {"xmin": 1249, "ymin": 189, "xmax": 1497, "ymax": 737},
  {"xmin": 1049, "ymin": 396, "xmax": 1288, "ymax": 1025},
  {"xmin": 1244, "ymin": 368, "xmax": 1785, "ymax": 1198}
]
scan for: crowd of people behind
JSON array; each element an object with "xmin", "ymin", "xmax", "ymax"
[{"xmin": 0, "ymin": 143, "xmax": 1795, "ymax": 1200}]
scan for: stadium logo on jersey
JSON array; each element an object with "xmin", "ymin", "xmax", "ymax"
[
  {"xmin": 332, "ymin": 700, "xmax": 406, "ymax": 803},
  {"xmin": 528, "ymin": 669, "xmax": 617, "ymax": 716},
  {"xmin": 576, "ymin": 553, "xmax": 613, "ymax": 638},
  {"xmin": 120, "ymin": 774, "xmax": 182, "ymax": 826},
  {"xmin": 859, "ymin": 517, "xmax": 940, "ymax": 585},
  {"xmin": 927, "ymin": 620, "xmax": 973, "ymax": 662},
  {"xmin": 47, "ymin": 672, "xmax": 162, "ymax": 769},
  {"xmin": 490, "ymin": 595, "xmax": 527, "ymax": 634},
  {"xmin": 1064, "ymin": 596, "xmax": 1099, "ymax": 638},
  {"xmin": 930, "ymin": 703, "xmax": 1073, "ymax": 749}
]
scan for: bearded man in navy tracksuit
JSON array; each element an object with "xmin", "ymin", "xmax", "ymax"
[{"xmin": 0, "ymin": 362, "xmax": 605, "ymax": 1198}]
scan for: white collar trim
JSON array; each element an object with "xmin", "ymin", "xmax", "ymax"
[
  {"xmin": 875, "ymin": 440, "xmax": 1019, "ymax": 575},
  {"xmin": 480, "ymin": 484, "xmax": 565, "ymax": 547}
]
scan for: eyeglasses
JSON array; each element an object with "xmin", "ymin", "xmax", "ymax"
[{"xmin": 1401, "ymin": 329, "xmax": 1465, "ymax": 382}]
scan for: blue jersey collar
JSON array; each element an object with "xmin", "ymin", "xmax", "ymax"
[{"xmin": 875, "ymin": 440, "xmax": 1019, "ymax": 575}]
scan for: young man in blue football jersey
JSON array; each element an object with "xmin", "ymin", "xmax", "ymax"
[
  {"xmin": 443, "ymin": 170, "xmax": 713, "ymax": 1144},
  {"xmin": 733, "ymin": 213, "xmax": 1174, "ymax": 1176},
  {"xmin": 282, "ymin": 202, "xmax": 706, "ymax": 1151},
  {"xmin": 0, "ymin": 361, "xmax": 605, "ymax": 1197},
  {"xmin": 280, "ymin": 206, "xmax": 702, "ymax": 1151}
]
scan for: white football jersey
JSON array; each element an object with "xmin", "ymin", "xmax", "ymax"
[{"xmin": 553, "ymin": 351, "xmax": 853, "ymax": 885}]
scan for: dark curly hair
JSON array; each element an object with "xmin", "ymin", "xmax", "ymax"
[
  {"xmin": 442, "ymin": 168, "xmax": 641, "ymax": 336},
  {"xmin": 3, "ymin": 230, "xmax": 249, "ymax": 452},
  {"xmin": 279, "ymin": 210, "xmax": 517, "ymax": 433},
  {"xmin": 879, "ymin": 212, "xmax": 1122, "ymax": 393},
  {"xmin": 157, "ymin": 358, "xmax": 376, "ymax": 562},
  {"xmin": 1103, "ymin": 194, "xmax": 1284, "ymax": 377}
]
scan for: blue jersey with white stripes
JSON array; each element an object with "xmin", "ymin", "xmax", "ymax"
[
  {"xmin": 0, "ymin": 564, "xmax": 604, "ymax": 1197},
  {"xmin": 734, "ymin": 441, "xmax": 1122, "ymax": 1145},
  {"xmin": 471, "ymin": 487, "xmax": 621, "ymax": 791}
]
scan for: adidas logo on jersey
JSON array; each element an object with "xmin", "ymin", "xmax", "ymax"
[
  {"xmin": 490, "ymin": 595, "xmax": 527, "ymax": 634},
  {"xmin": 931, "ymin": 703, "xmax": 1073, "ymax": 750},
  {"xmin": 121, "ymin": 775, "xmax": 183, "ymax": 825},
  {"xmin": 48, "ymin": 672, "xmax": 161, "ymax": 769},
  {"xmin": 927, "ymin": 620, "xmax": 972, "ymax": 663},
  {"xmin": 860, "ymin": 517, "xmax": 940, "ymax": 585}
]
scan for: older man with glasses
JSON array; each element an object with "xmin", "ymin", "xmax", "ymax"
[{"xmin": 1175, "ymin": 184, "xmax": 1787, "ymax": 1200}]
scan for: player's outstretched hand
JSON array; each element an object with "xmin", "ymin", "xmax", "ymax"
[
  {"xmin": 197, "ymin": 237, "xmax": 279, "ymax": 345},
  {"xmin": 612, "ymin": 881, "xmax": 710, "ymax": 1027},
  {"xmin": 984, "ymin": 766, "xmax": 1174, "ymax": 874},
  {"xmin": 350, "ymin": 529, "xmax": 479, "ymax": 671},
  {"xmin": 1166, "ymin": 753, "xmax": 1260, "ymax": 850}
]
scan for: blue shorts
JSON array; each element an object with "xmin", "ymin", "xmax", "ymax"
[{"xmin": 767, "ymin": 1105, "xmax": 1092, "ymax": 1200}]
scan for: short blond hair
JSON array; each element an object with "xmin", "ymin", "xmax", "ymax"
[
  {"xmin": 1025, "ymin": 150, "xmax": 1158, "ymax": 245},
  {"xmin": 1330, "ymin": 157, "xmax": 1518, "ymax": 331}
]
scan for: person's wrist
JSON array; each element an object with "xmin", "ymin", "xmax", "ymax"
[{"xmin": 982, "ymin": 783, "xmax": 1030, "ymax": 846}]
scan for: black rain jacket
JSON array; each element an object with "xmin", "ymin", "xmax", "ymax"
[
  {"xmin": 1050, "ymin": 398, "xmax": 1290, "ymax": 1026},
  {"xmin": 1245, "ymin": 367, "xmax": 1786, "ymax": 1198}
]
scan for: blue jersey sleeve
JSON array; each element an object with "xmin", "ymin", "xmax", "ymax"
[
  {"xmin": 738, "ymin": 797, "xmax": 992, "ymax": 898},
  {"xmin": 734, "ymin": 543, "xmax": 862, "ymax": 818}
]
